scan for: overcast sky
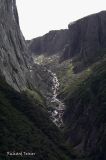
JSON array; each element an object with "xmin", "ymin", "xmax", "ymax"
[{"xmin": 16, "ymin": 0, "xmax": 106, "ymax": 40}]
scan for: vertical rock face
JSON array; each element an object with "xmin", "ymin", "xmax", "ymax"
[
  {"xmin": 62, "ymin": 11, "xmax": 106, "ymax": 62},
  {"xmin": 28, "ymin": 29, "xmax": 70, "ymax": 56},
  {"xmin": 0, "ymin": 0, "xmax": 30, "ymax": 91},
  {"xmin": 28, "ymin": 11, "xmax": 106, "ymax": 70}
]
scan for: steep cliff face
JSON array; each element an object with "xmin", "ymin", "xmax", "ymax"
[
  {"xmin": 28, "ymin": 29, "xmax": 70, "ymax": 56},
  {"xmin": 28, "ymin": 11, "xmax": 106, "ymax": 72},
  {"xmin": 0, "ymin": 75, "xmax": 74, "ymax": 160},
  {"xmin": 27, "ymin": 11, "xmax": 106, "ymax": 160},
  {"xmin": 62, "ymin": 60, "xmax": 106, "ymax": 160},
  {"xmin": 0, "ymin": 0, "xmax": 30, "ymax": 91},
  {"xmin": 0, "ymin": 1, "xmax": 74, "ymax": 159},
  {"xmin": 0, "ymin": 1, "xmax": 105, "ymax": 159},
  {"xmin": 62, "ymin": 11, "xmax": 106, "ymax": 71},
  {"xmin": 68, "ymin": 11, "xmax": 106, "ymax": 57}
]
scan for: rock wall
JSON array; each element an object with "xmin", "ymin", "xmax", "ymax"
[
  {"xmin": 63, "ymin": 60, "xmax": 106, "ymax": 159},
  {"xmin": 28, "ymin": 11, "xmax": 106, "ymax": 70},
  {"xmin": 0, "ymin": 0, "xmax": 31, "ymax": 91},
  {"xmin": 62, "ymin": 11, "xmax": 106, "ymax": 61},
  {"xmin": 28, "ymin": 29, "xmax": 70, "ymax": 56}
]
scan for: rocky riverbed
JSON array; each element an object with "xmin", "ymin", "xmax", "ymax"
[
  {"xmin": 47, "ymin": 70, "xmax": 65, "ymax": 128},
  {"xmin": 33, "ymin": 57, "xmax": 65, "ymax": 128}
]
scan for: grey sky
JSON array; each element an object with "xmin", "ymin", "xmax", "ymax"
[{"xmin": 16, "ymin": 0, "xmax": 106, "ymax": 39}]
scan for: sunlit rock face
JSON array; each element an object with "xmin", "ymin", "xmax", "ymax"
[{"xmin": 0, "ymin": 0, "xmax": 30, "ymax": 91}]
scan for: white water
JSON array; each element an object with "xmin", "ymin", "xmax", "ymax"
[
  {"xmin": 48, "ymin": 70, "xmax": 65, "ymax": 128},
  {"xmin": 33, "ymin": 57, "xmax": 65, "ymax": 128}
]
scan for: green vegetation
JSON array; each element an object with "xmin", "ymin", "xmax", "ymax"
[
  {"xmin": 62, "ymin": 59, "xmax": 106, "ymax": 159},
  {"xmin": 72, "ymin": 49, "xmax": 106, "ymax": 73},
  {"xmin": 0, "ymin": 52, "xmax": 104, "ymax": 160},
  {"xmin": 56, "ymin": 61, "xmax": 74, "ymax": 91},
  {"xmin": 59, "ymin": 58, "xmax": 106, "ymax": 100},
  {"xmin": 59, "ymin": 66, "xmax": 92, "ymax": 99},
  {"xmin": 24, "ymin": 88, "xmax": 46, "ymax": 107},
  {"xmin": 0, "ymin": 77, "xmax": 73, "ymax": 160}
]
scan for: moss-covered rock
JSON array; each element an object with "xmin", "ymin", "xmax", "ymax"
[
  {"xmin": 62, "ymin": 59, "xmax": 106, "ymax": 160},
  {"xmin": 0, "ymin": 78, "xmax": 73, "ymax": 160}
]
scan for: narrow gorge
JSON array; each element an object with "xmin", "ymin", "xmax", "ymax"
[
  {"xmin": 0, "ymin": 1, "xmax": 106, "ymax": 160},
  {"xmin": 33, "ymin": 55, "xmax": 65, "ymax": 128},
  {"xmin": 49, "ymin": 70, "xmax": 65, "ymax": 128}
]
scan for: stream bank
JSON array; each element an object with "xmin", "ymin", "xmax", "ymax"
[
  {"xmin": 33, "ymin": 57, "xmax": 66, "ymax": 128},
  {"xmin": 47, "ymin": 69, "xmax": 65, "ymax": 128}
]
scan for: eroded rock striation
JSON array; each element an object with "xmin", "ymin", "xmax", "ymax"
[
  {"xmin": 28, "ymin": 29, "xmax": 70, "ymax": 56},
  {"xmin": 0, "ymin": 0, "xmax": 31, "ymax": 91},
  {"xmin": 28, "ymin": 11, "xmax": 106, "ymax": 71},
  {"xmin": 0, "ymin": 1, "xmax": 74, "ymax": 160},
  {"xmin": 62, "ymin": 11, "xmax": 106, "ymax": 67},
  {"xmin": 28, "ymin": 11, "xmax": 106, "ymax": 160}
]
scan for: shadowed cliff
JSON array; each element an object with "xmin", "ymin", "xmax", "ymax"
[
  {"xmin": 0, "ymin": 0, "xmax": 32, "ymax": 91},
  {"xmin": 0, "ymin": 1, "xmax": 74, "ymax": 159},
  {"xmin": 28, "ymin": 11, "xmax": 106, "ymax": 160}
]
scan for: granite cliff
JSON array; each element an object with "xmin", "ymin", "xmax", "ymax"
[
  {"xmin": 28, "ymin": 11, "xmax": 106, "ymax": 160},
  {"xmin": 0, "ymin": 0, "xmax": 105, "ymax": 159},
  {"xmin": 28, "ymin": 29, "xmax": 70, "ymax": 56},
  {"xmin": 0, "ymin": 1, "xmax": 73, "ymax": 159},
  {"xmin": 0, "ymin": 0, "xmax": 31, "ymax": 91},
  {"xmin": 62, "ymin": 11, "xmax": 106, "ymax": 71},
  {"xmin": 28, "ymin": 11, "xmax": 106, "ymax": 71},
  {"xmin": 67, "ymin": 11, "xmax": 106, "ymax": 59}
]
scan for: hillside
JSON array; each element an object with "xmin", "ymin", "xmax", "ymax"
[
  {"xmin": 62, "ymin": 59, "xmax": 106, "ymax": 160},
  {"xmin": 0, "ymin": 77, "xmax": 73, "ymax": 160},
  {"xmin": 0, "ymin": 0, "xmax": 105, "ymax": 160},
  {"xmin": 0, "ymin": 0, "xmax": 73, "ymax": 159},
  {"xmin": 28, "ymin": 11, "xmax": 106, "ymax": 160}
]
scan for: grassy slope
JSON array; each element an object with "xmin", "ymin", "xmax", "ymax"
[
  {"xmin": 62, "ymin": 59, "xmax": 106, "ymax": 159},
  {"xmin": 0, "ymin": 78, "xmax": 73, "ymax": 160}
]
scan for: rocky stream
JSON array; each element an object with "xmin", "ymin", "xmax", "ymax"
[{"xmin": 47, "ymin": 69, "xmax": 65, "ymax": 128}]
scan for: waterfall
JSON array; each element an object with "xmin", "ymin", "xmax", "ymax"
[
  {"xmin": 34, "ymin": 57, "xmax": 65, "ymax": 128},
  {"xmin": 48, "ymin": 69, "xmax": 65, "ymax": 128}
]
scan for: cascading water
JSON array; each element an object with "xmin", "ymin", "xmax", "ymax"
[
  {"xmin": 34, "ymin": 57, "xmax": 65, "ymax": 128},
  {"xmin": 47, "ymin": 70, "xmax": 65, "ymax": 128}
]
